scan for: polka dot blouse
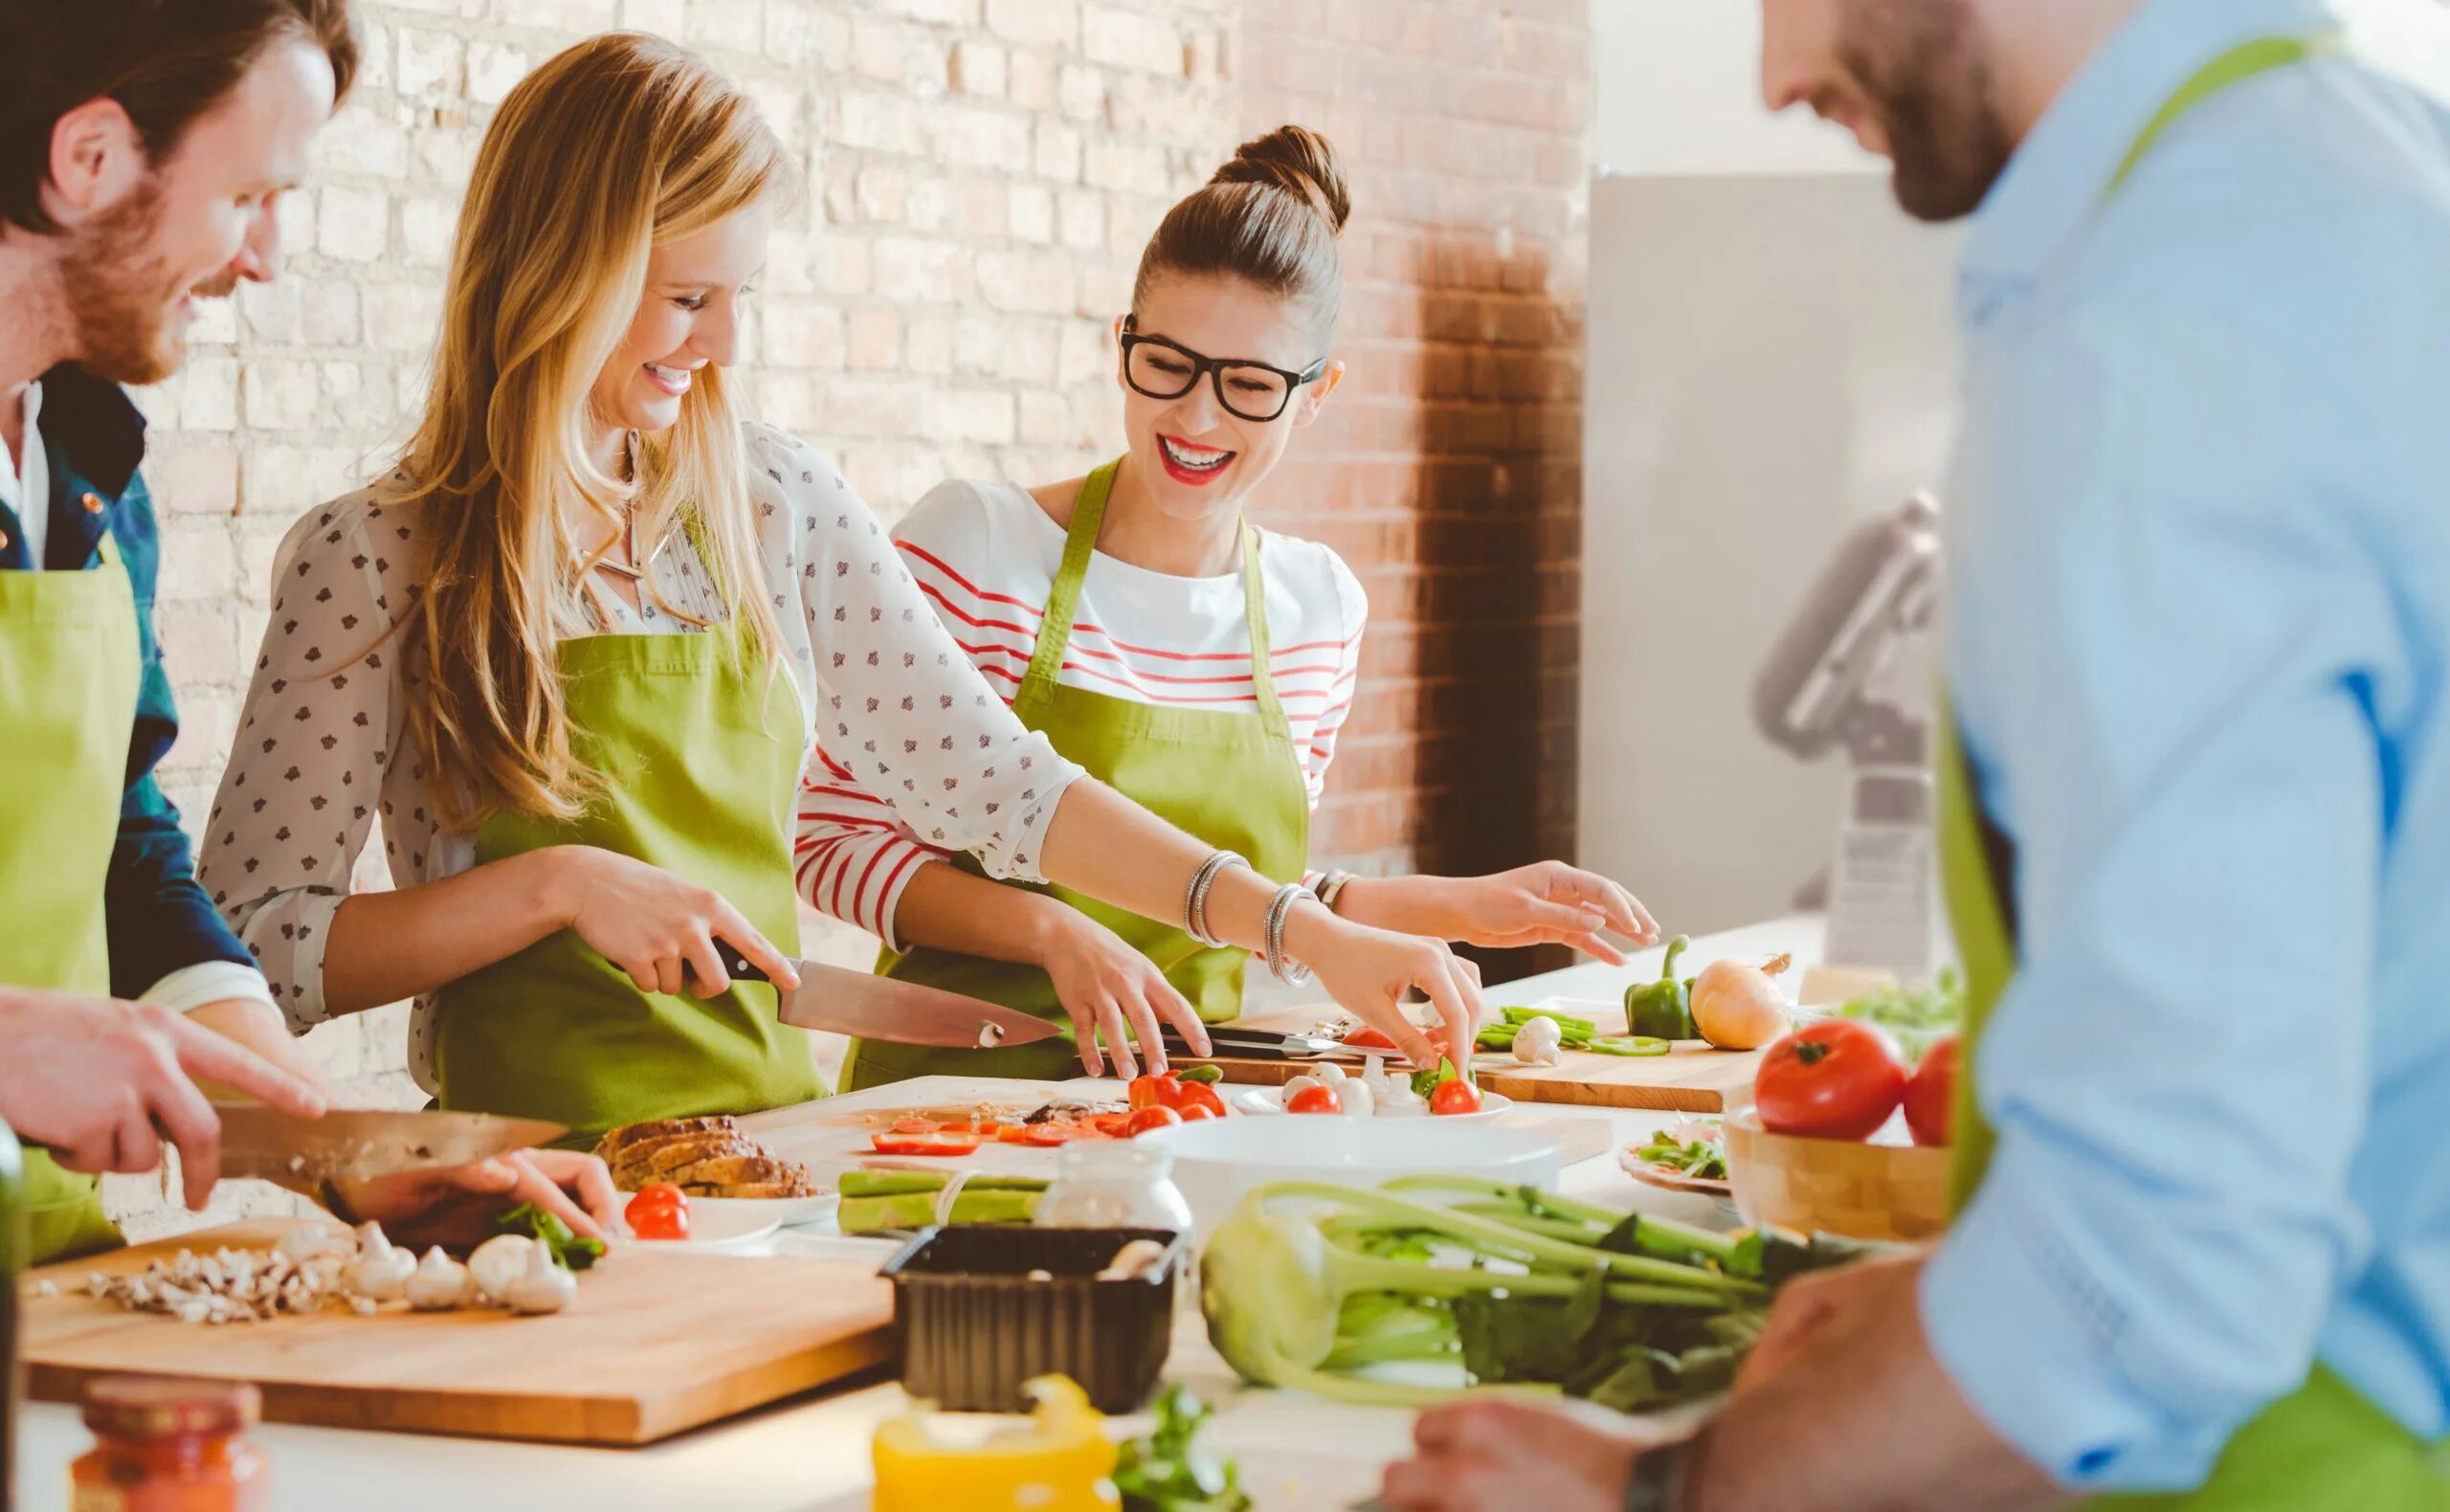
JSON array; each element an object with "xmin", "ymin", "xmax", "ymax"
[{"xmin": 196, "ymin": 423, "xmax": 1084, "ymax": 1092}]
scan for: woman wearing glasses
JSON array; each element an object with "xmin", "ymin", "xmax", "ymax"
[
  {"xmin": 801, "ymin": 127, "xmax": 1658, "ymax": 1089},
  {"xmin": 199, "ymin": 45, "xmax": 1490, "ymax": 1141}
]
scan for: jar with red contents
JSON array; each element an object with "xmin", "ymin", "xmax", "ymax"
[{"xmin": 70, "ymin": 1378, "xmax": 268, "ymax": 1512}]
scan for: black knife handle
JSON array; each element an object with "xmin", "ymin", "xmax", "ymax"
[{"xmin": 715, "ymin": 944, "xmax": 771, "ymax": 986}]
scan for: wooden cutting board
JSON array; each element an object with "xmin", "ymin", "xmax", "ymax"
[
  {"xmin": 20, "ymin": 1220, "xmax": 894, "ymax": 1445},
  {"xmin": 1190, "ymin": 1006, "xmax": 1765, "ymax": 1114}
]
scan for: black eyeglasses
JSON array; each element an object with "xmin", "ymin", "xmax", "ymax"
[{"xmin": 1117, "ymin": 316, "xmax": 1329, "ymax": 423}]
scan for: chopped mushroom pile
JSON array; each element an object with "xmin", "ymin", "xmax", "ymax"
[{"xmin": 87, "ymin": 1222, "xmax": 580, "ymax": 1325}]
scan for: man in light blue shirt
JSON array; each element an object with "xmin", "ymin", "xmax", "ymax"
[{"xmin": 1381, "ymin": 1, "xmax": 2450, "ymax": 1507}]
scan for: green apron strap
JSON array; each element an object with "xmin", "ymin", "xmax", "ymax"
[
  {"xmin": 1023, "ymin": 462, "xmax": 1119, "ymax": 697},
  {"xmin": 1937, "ymin": 715, "xmax": 2017, "ymax": 1208},
  {"xmin": 2108, "ymin": 35, "xmax": 2332, "ymax": 196},
  {"xmin": 1237, "ymin": 519, "xmax": 1290, "ymax": 738}
]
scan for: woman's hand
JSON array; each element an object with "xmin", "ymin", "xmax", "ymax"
[
  {"xmin": 1348, "ymin": 863, "xmax": 1659, "ymax": 965},
  {"xmin": 1287, "ymin": 905, "xmax": 1488, "ymax": 1069},
  {"xmin": 332, "ymin": 1149, "xmax": 623, "ymax": 1253},
  {"xmin": 548, "ymin": 846, "xmax": 801, "ymax": 999},
  {"xmin": 1035, "ymin": 909, "xmax": 1209, "ymax": 1079}
]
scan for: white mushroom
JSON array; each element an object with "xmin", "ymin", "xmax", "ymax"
[
  {"xmin": 1337, "ymin": 1077, "xmax": 1376, "ymax": 1118},
  {"xmin": 466, "ymin": 1234, "xmax": 536, "ymax": 1306},
  {"xmin": 500, "ymin": 1240, "xmax": 577, "ymax": 1316},
  {"xmin": 1312, "ymin": 1062, "xmax": 1348, "ymax": 1089},
  {"xmin": 1512, "ymin": 1015, "xmax": 1565, "ymax": 1068},
  {"xmin": 405, "ymin": 1248, "xmax": 473, "ymax": 1312},
  {"xmin": 1096, "ymin": 1239, "xmax": 1169, "ymax": 1280},
  {"xmin": 1280, "ymin": 1074, "xmax": 1325, "ymax": 1106},
  {"xmin": 344, "ymin": 1222, "xmax": 416, "ymax": 1303},
  {"xmin": 277, "ymin": 1225, "xmax": 351, "ymax": 1264}
]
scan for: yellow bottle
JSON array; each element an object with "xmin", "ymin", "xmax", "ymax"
[{"xmin": 872, "ymin": 1375, "xmax": 1122, "ymax": 1512}]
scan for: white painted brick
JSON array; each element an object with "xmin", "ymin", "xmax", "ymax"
[
  {"xmin": 316, "ymin": 185, "xmax": 390, "ymax": 263},
  {"xmin": 929, "ymin": 389, "xmax": 1015, "ymax": 446},
  {"xmin": 189, "ymin": 294, "xmax": 239, "ymax": 346},
  {"xmin": 1058, "ymin": 188, "xmax": 1104, "ymax": 250},
  {"xmin": 363, "ymin": 283, "xmax": 444, "ymax": 354},
  {"xmin": 905, "ymin": 309, "xmax": 953, "ymax": 375},
  {"xmin": 239, "ymin": 443, "xmax": 324, "ymax": 518},
  {"xmin": 1010, "ymin": 183, "xmax": 1056, "ymax": 244},
  {"xmin": 1008, "ymin": 48, "xmax": 1059, "ymax": 111},
  {"xmin": 178, "ymin": 358, "xmax": 241, "ymax": 432},
  {"xmin": 273, "ymin": 190, "xmax": 316, "ymax": 266},
  {"xmin": 153, "ymin": 518, "xmax": 237, "ymax": 603},
  {"xmin": 763, "ymin": 303, "xmax": 847, "ymax": 370},
  {"xmin": 395, "ymin": 29, "xmax": 465, "ymax": 99},
  {"xmin": 933, "ymin": 103, "xmax": 1034, "ymax": 173},
  {"xmin": 836, "ymin": 91, "xmax": 923, "ymax": 155},
  {"xmin": 242, "ymin": 360, "xmax": 319, "ymax": 431},
  {"xmin": 903, "ymin": 173, "xmax": 953, "ymax": 233},
  {"xmin": 620, "ymin": 0, "xmax": 685, "ymax": 33},
  {"xmin": 987, "ymin": 0, "xmax": 1076, "ymax": 47},
  {"xmin": 467, "ymin": 42, "xmax": 530, "ymax": 107},
  {"xmin": 685, "ymin": 0, "xmax": 767, "ymax": 54},
  {"xmin": 400, "ymin": 195, "xmax": 458, "ymax": 267},
  {"xmin": 1035, "ymin": 120, "xmax": 1082, "ymax": 182},
  {"xmin": 239, "ymin": 279, "xmax": 304, "ymax": 344},
  {"xmin": 1058, "ymin": 63, "xmax": 1104, "ymax": 121},
  {"xmin": 872, "ymin": 0, "xmax": 981, "ymax": 25},
  {"xmin": 302, "ymin": 283, "xmax": 360, "ymax": 346},
  {"xmin": 1083, "ymin": 7, "xmax": 1183, "ymax": 75},
  {"xmin": 319, "ymin": 110, "xmax": 411, "ymax": 178},
  {"xmin": 513, "ymin": 0, "xmax": 618, "ymax": 32},
  {"xmin": 951, "ymin": 39, "xmax": 1008, "ymax": 97}
]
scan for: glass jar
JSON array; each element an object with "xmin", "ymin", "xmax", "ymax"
[
  {"xmin": 1033, "ymin": 1143, "xmax": 1192, "ymax": 1234},
  {"xmin": 70, "ymin": 1377, "xmax": 268, "ymax": 1512}
]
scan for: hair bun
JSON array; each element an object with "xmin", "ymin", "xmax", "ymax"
[{"xmin": 1212, "ymin": 124, "xmax": 1350, "ymax": 236}]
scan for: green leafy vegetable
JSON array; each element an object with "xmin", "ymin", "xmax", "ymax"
[
  {"xmin": 1112, "ymin": 1385, "xmax": 1252, "ymax": 1512},
  {"xmin": 494, "ymin": 1202, "xmax": 605, "ymax": 1272},
  {"xmin": 1195, "ymin": 1174, "xmax": 1856, "ymax": 1411},
  {"xmin": 1410, "ymin": 1056, "xmax": 1463, "ymax": 1100},
  {"xmin": 1177, "ymin": 1064, "xmax": 1225, "ymax": 1085},
  {"xmin": 1830, "ymin": 970, "xmax": 1964, "ymax": 1059},
  {"xmin": 1636, "ymin": 1129, "xmax": 1728, "ymax": 1182}
]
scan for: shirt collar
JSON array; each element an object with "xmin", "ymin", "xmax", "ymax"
[
  {"xmin": 0, "ymin": 381, "xmax": 38, "ymax": 513},
  {"xmin": 33, "ymin": 362, "xmax": 147, "ymax": 503},
  {"xmin": 1959, "ymin": 0, "xmax": 2339, "ymax": 325}
]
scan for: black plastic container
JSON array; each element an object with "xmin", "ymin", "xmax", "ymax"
[{"xmin": 880, "ymin": 1225, "xmax": 1181, "ymax": 1414}]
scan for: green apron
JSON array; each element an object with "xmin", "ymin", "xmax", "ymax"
[
  {"xmin": 0, "ymin": 534, "xmax": 140, "ymax": 1263},
  {"xmin": 434, "ymin": 599, "xmax": 823, "ymax": 1144},
  {"xmin": 1938, "ymin": 36, "xmax": 2446, "ymax": 1504},
  {"xmin": 845, "ymin": 459, "xmax": 1312, "ymax": 1089}
]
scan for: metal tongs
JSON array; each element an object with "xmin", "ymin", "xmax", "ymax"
[{"xmin": 1159, "ymin": 1024, "xmax": 1355, "ymax": 1062}]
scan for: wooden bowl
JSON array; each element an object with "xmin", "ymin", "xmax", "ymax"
[{"xmin": 1722, "ymin": 1112, "xmax": 1952, "ymax": 1242}]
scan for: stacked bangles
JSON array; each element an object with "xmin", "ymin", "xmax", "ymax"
[{"xmin": 1183, "ymin": 850, "xmax": 1315, "ymax": 986}]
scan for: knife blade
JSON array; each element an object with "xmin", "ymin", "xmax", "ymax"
[
  {"xmin": 212, "ymin": 1105, "xmax": 568, "ymax": 1188},
  {"xmin": 716, "ymin": 947, "xmax": 1066, "ymax": 1050}
]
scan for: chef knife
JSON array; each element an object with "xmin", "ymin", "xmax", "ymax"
[
  {"xmin": 714, "ymin": 947, "xmax": 1067, "ymax": 1050},
  {"xmin": 212, "ymin": 1105, "xmax": 568, "ymax": 1188}
]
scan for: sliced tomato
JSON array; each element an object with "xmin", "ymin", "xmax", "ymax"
[
  {"xmin": 1083, "ymin": 1111, "xmax": 1137, "ymax": 1138},
  {"xmin": 1125, "ymin": 1105, "xmax": 1183, "ymax": 1137},
  {"xmin": 1429, "ymin": 1078, "xmax": 1483, "ymax": 1117},
  {"xmin": 1172, "ymin": 1081, "xmax": 1227, "ymax": 1120},
  {"xmin": 1127, "ymin": 1072, "xmax": 1185, "ymax": 1112},
  {"xmin": 871, "ymin": 1131, "xmax": 982, "ymax": 1156},
  {"xmin": 1023, "ymin": 1122, "xmax": 1092, "ymax": 1146},
  {"xmin": 1286, "ymin": 1084, "xmax": 1343, "ymax": 1115},
  {"xmin": 1341, "ymin": 1025, "xmax": 1399, "ymax": 1051},
  {"xmin": 995, "ymin": 1123, "xmax": 1035, "ymax": 1144},
  {"xmin": 1175, "ymin": 1101, "xmax": 1221, "ymax": 1123},
  {"xmin": 888, "ymin": 1117, "xmax": 943, "ymax": 1135}
]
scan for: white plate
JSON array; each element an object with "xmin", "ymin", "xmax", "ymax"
[
  {"xmin": 691, "ymin": 1191, "xmax": 839, "ymax": 1230},
  {"xmin": 1139, "ymin": 1115, "xmax": 1562, "ymax": 1236},
  {"xmin": 612, "ymin": 1200, "xmax": 781, "ymax": 1253},
  {"xmin": 1229, "ymin": 1084, "xmax": 1516, "ymax": 1124}
]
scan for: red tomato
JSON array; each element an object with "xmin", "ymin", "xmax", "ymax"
[
  {"xmin": 630, "ymin": 1183, "xmax": 684, "ymax": 1209},
  {"xmin": 1754, "ymin": 1021, "xmax": 1906, "ymax": 1141},
  {"xmin": 1904, "ymin": 1035, "xmax": 1959, "ymax": 1147},
  {"xmin": 1428, "ymin": 1078, "xmax": 1483, "ymax": 1117},
  {"xmin": 889, "ymin": 1117, "xmax": 943, "ymax": 1135},
  {"xmin": 1125, "ymin": 1105, "xmax": 1184, "ymax": 1137},
  {"xmin": 1341, "ymin": 1025, "xmax": 1399, "ymax": 1051},
  {"xmin": 625, "ymin": 1190, "xmax": 690, "ymax": 1240},
  {"xmin": 871, "ymin": 1132, "xmax": 983, "ymax": 1156},
  {"xmin": 1175, "ymin": 1102, "xmax": 1220, "ymax": 1123},
  {"xmin": 1023, "ymin": 1123, "xmax": 1091, "ymax": 1147},
  {"xmin": 1171, "ymin": 1081, "xmax": 1226, "ymax": 1120},
  {"xmin": 1083, "ymin": 1111, "xmax": 1137, "ymax": 1138},
  {"xmin": 995, "ymin": 1124, "xmax": 1035, "ymax": 1144},
  {"xmin": 1127, "ymin": 1072, "xmax": 1183, "ymax": 1112},
  {"xmin": 1285, "ymin": 1084, "xmax": 1343, "ymax": 1115}
]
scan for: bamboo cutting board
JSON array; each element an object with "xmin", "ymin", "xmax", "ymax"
[
  {"xmin": 1189, "ymin": 1006, "xmax": 1766, "ymax": 1114},
  {"xmin": 20, "ymin": 1221, "xmax": 894, "ymax": 1445}
]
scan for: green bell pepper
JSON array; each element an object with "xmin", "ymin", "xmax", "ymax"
[{"xmin": 1624, "ymin": 935, "xmax": 1696, "ymax": 1040}]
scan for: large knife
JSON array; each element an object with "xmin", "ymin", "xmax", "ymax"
[
  {"xmin": 714, "ymin": 947, "xmax": 1067, "ymax": 1050},
  {"xmin": 212, "ymin": 1106, "xmax": 567, "ymax": 1188}
]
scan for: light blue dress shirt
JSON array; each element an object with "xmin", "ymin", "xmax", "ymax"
[{"xmin": 1920, "ymin": 0, "xmax": 2450, "ymax": 1492}]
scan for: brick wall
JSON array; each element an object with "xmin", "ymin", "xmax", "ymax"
[{"xmin": 112, "ymin": 0, "xmax": 1590, "ymax": 1230}]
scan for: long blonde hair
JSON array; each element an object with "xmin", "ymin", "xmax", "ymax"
[{"xmin": 393, "ymin": 33, "xmax": 788, "ymax": 829}]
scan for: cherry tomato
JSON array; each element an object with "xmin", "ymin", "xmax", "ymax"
[
  {"xmin": 1125, "ymin": 1105, "xmax": 1184, "ymax": 1137},
  {"xmin": 871, "ymin": 1131, "xmax": 983, "ymax": 1156},
  {"xmin": 625, "ymin": 1190, "xmax": 690, "ymax": 1240},
  {"xmin": 1753, "ymin": 1020, "xmax": 1906, "ymax": 1141},
  {"xmin": 1428, "ymin": 1078, "xmax": 1483, "ymax": 1117},
  {"xmin": 1286, "ymin": 1084, "xmax": 1343, "ymax": 1115},
  {"xmin": 1171, "ymin": 1081, "xmax": 1226, "ymax": 1120},
  {"xmin": 1904, "ymin": 1034, "xmax": 1959, "ymax": 1147},
  {"xmin": 1175, "ymin": 1102, "xmax": 1221, "ymax": 1123},
  {"xmin": 630, "ymin": 1183, "xmax": 684, "ymax": 1209},
  {"xmin": 1127, "ymin": 1072, "xmax": 1184, "ymax": 1112},
  {"xmin": 1341, "ymin": 1025, "xmax": 1399, "ymax": 1051}
]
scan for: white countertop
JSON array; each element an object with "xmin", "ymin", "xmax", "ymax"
[{"xmin": 11, "ymin": 917, "xmax": 1822, "ymax": 1512}]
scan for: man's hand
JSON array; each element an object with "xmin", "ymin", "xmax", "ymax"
[
  {"xmin": 0, "ymin": 986, "xmax": 327, "ymax": 1210},
  {"xmin": 330, "ymin": 1150, "xmax": 621, "ymax": 1252},
  {"xmin": 1737, "ymin": 1246, "xmax": 1931, "ymax": 1389},
  {"xmin": 1379, "ymin": 1397, "xmax": 1668, "ymax": 1512}
]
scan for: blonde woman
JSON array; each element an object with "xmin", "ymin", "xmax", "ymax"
[
  {"xmin": 197, "ymin": 33, "xmax": 1484, "ymax": 1140},
  {"xmin": 803, "ymin": 127, "xmax": 1657, "ymax": 1089}
]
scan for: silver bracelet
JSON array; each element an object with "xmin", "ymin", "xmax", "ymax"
[
  {"xmin": 1314, "ymin": 869, "xmax": 1355, "ymax": 912},
  {"xmin": 1262, "ymin": 881, "xmax": 1313, "ymax": 986},
  {"xmin": 1184, "ymin": 850, "xmax": 1247, "ymax": 946}
]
